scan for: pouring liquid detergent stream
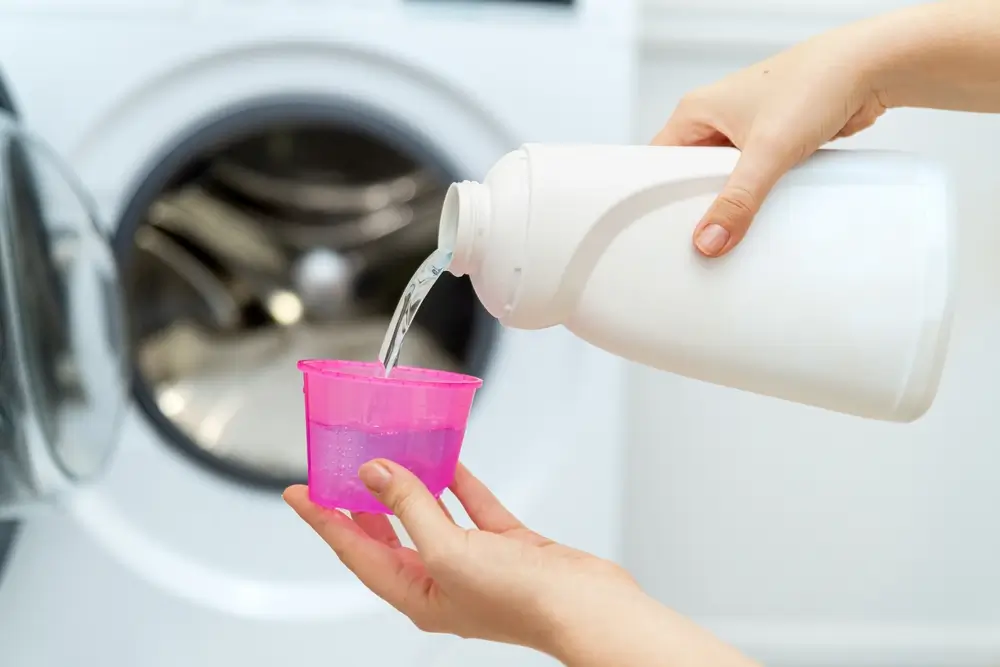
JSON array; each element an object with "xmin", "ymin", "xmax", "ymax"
[{"xmin": 378, "ymin": 247, "xmax": 454, "ymax": 377}]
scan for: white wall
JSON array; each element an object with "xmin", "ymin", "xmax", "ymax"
[{"xmin": 627, "ymin": 3, "xmax": 1000, "ymax": 666}]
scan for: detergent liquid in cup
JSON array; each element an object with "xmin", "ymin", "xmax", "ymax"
[{"xmin": 298, "ymin": 359, "xmax": 481, "ymax": 514}]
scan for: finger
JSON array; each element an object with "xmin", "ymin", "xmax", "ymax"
[
  {"xmin": 283, "ymin": 486, "xmax": 417, "ymax": 605},
  {"xmin": 437, "ymin": 498, "xmax": 456, "ymax": 524},
  {"xmin": 653, "ymin": 116, "xmax": 729, "ymax": 147},
  {"xmin": 350, "ymin": 512, "xmax": 402, "ymax": 548},
  {"xmin": 358, "ymin": 460, "xmax": 462, "ymax": 554},
  {"xmin": 450, "ymin": 463, "xmax": 524, "ymax": 533},
  {"xmin": 692, "ymin": 138, "xmax": 799, "ymax": 257}
]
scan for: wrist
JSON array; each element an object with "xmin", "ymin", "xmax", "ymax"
[
  {"xmin": 539, "ymin": 587, "xmax": 758, "ymax": 667},
  {"xmin": 858, "ymin": 3, "xmax": 946, "ymax": 110},
  {"xmin": 540, "ymin": 586, "xmax": 654, "ymax": 664},
  {"xmin": 846, "ymin": 1, "xmax": 1000, "ymax": 112},
  {"xmin": 805, "ymin": 11, "xmax": 917, "ymax": 111}
]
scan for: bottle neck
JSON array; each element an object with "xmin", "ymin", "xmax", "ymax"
[{"xmin": 438, "ymin": 180, "xmax": 490, "ymax": 277}]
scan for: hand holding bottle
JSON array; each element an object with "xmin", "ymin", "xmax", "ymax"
[
  {"xmin": 285, "ymin": 461, "xmax": 757, "ymax": 666},
  {"xmin": 655, "ymin": 0, "xmax": 1000, "ymax": 258},
  {"xmin": 653, "ymin": 25, "xmax": 889, "ymax": 257}
]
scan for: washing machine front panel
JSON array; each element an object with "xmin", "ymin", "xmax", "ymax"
[
  {"xmin": 0, "ymin": 13, "xmax": 633, "ymax": 214},
  {"xmin": 0, "ymin": 28, "xmax": 525, "ymax": 492},
  {"xmin": 0, "ymin": 6, "xmax": 633, "ymax": 666},
  {"xmin": 390, "ymin": 0, "xmax": 634, "ymax": 36},
  {"xmin": 0, "ymin": 11, "xmax": 626, "ymax": 603},
  {"xmin": 0, "ymin": 339, "xmax": 624, "ymax": 666},
  {"xmin": 70, "ymin": 40, "xmax": 519, "ymax": 228},
  {"xmin": 0, "ymin": 496, "xmax": 429, "ymax": 667},
  {"xmin": 0, "ymin": 0, "xmax": 633, "ymax": 41}
]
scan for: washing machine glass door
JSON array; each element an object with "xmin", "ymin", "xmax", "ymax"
[{"xmin": 0, "ymin": 117, "xmax": 128, "ymax": 517}]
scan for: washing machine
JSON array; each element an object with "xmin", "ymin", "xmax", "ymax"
[{"xmin": 0, "ymin": 1, "xmax": 636, "ymax": 665}]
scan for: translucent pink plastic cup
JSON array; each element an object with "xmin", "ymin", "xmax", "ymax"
[{"xmin": 298, "ymin": 359, "xmax": 482, "ymax": 514}]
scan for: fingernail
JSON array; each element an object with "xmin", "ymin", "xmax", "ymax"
[
  {"xmin": 359, "ymin": 460, "xmax": 392, "ymax": 493},
  {"xmin": 695, "ymin": 223, "xmax": 730, "ymax": 256}
]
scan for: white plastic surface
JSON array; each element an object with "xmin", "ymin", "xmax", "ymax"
[{"xmin": 444, "ymin": 144, "xmax": 956, "ymax": 423}]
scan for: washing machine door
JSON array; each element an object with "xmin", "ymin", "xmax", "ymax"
[
  {"xmin": 0, "ymin": 67, "xmax": 18, "ymax": 585},
  {"xmin": 0, "ymin": 111, "xmax": 129, "ymax": 520}
]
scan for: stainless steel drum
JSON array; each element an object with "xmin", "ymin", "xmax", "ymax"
[{"xmin": 117, "ymin": 112, "xmax": 496, "ymax": 487}]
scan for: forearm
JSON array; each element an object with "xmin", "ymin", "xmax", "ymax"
[
  {"xmin": 542, "ymin": 589, "xmax": 760, "ymax": 667},
  {"xmin": 856, "ymin": 0, "xmax": 1000, "ymax": 112}
]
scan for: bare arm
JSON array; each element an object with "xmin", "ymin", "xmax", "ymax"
[
  {"xmin": 862, "ymin": 0, "xmax": 1000, "ymax": 112},
  {"xmin": 657, "ymin": 0, "xmax": 1000, "ymax": 258},
  {"xmin": 547, "ymin": 590, "xmax": 761, "ymax": 667}
]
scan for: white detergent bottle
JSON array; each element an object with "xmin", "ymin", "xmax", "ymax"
[{"xmin": 437, "ymin": 144, "xmax": 956, "ymax": 423}]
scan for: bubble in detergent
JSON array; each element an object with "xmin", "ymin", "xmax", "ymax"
[
  {"xmin": 307, "ymin": 422, "xmax": 465, "ymax": 513},
  {"xmin": 378, "ymin": 248, "xmax": 452, "ymax": 376}
]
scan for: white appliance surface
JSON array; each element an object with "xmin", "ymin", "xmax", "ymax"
[
  {"xmin": 631, "ymin": 2, "xmax": 1000, "ymax": 666},
  {"xmin": 0, "ymin": 2, "xmax": 636, "ymax": 665}
]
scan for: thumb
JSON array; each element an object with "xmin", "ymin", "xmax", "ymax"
[
  {"xmin": 693, "ymin": 141, "xmax": 794, "ymax": 258},
  {"xmin": 359, "ymin": 459, "xmax": 460, "ymax": 553}
]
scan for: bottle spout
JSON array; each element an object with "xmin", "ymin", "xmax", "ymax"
[
  {"xmin": 438, "ymin": 181, "xmax": 489, "ymax": 278},
  {"xmin": 437, "ymin": 183, "xmax": 460, "ymax": 256}
]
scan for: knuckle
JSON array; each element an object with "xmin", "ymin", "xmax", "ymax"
[
  {"xmin": 674, "ymin": 95, "xmax": 696, "ymax": 115},
  {"xmin": 421, "ymin": 547, "xmax": 454, "ymax": 573},
  {"xmin": 679, "ymin": 87, "xmax": 709, "ymax": 109},
  {"xmin": 669, "ymin": 93, "xmax": 706, "ymax": 124},
  {"xmin": 748, "ymin": 119, "xmax": 801, "ymax": 150},
  {"xmin": 717, "ymin": 187, "xmax": 757, "ymax": 218},
  {"xmin": 746, "ymin": 128, "xmax": 788, "ymax": 156},
  {"xmin": 422, "ymin": 535, "xmax": 466, "ymax": 572},
  {"xmin": 391, "ymin": 490, "xmax": 420, "ymax": 520},
  {"xmin": 748, "ymin": 126, "xmax": 811, "ymax": 166}
]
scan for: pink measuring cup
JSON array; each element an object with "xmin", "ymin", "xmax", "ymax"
[{"xmin": 298, "ymin": 359, "xmax": 482, "ymax": 514}]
